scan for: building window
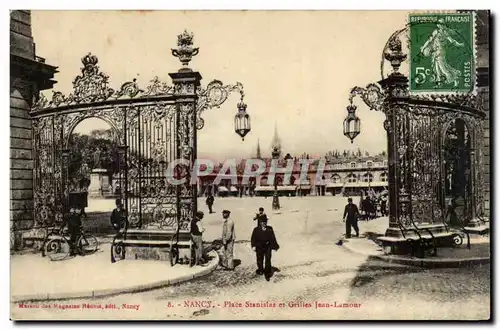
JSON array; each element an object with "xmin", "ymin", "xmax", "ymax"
[
  {"xmin": 362, "ymin": 173, "xmax": 373, "ymax": 182},
  {"xmin": 367, "ymin": 161, "xmax": 373, "ymax": 168},
  {"xmin": 383, "ymin": 160, "xmax": 388, "ymax": 166},
  {"xmin": 380, "ymin": 172, "xmax": 388, "ymax": 182},
  {"xmin": 347, "ymin": 173, "xmax": 357, "ymax": 183},
  {"xmin": 331, "ymin": 174, "xmax": 341, "ymax": 183},
  {"xmin": 350, "ymin": 162, "xmax": 356, "ymax": 168}
]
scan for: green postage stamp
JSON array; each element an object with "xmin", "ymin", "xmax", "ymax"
[{"xmin": 409, "ymin": 12, "xmax": 476, "ymax": 93}]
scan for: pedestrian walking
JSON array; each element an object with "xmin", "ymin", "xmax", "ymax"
[
  {"xmin": 251, "ymin": 218, "xmax": 280, "ymax": 281},
  {"xmin": 253, "ymin": 207, "xmax": 268, "ymax": 225},
  {"xmin": 206, "ymin": 194, "xmax": 214, "ymax": 214},
  {"xmin": 343, "ymin": 197, "xmax": 360, "ymax": 238},
  {"xmin": 221, "ymin": 209, "xmax": 235, "ymax": 270},
  {"xmin": 191, "ymin": 211, "xmax": 206, "ymax": 266}
]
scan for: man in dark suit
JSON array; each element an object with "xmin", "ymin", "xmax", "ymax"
[
  {"xmin": 206, "ymin": 194, "xmax": 214, "ymax": 214},
  {"xmin": 343, "ymin": 197, "xmax": 360, "ymax": 238},
  {"xmin": 251, "ymin": 218, "xmax": 279, "ymax": 281}
]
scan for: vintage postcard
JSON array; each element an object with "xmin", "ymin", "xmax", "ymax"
[{"xmin": 10, "ymin": 10, "xmax": 491, "ymax": 321}]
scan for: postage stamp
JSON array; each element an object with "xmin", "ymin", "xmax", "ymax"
[{"xmin": 408, "ymin": 12, "xmax": 476, "ymax": 93}]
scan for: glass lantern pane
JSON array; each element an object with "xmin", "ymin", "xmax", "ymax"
[{"xmin": 245, "ymin": 116, "xmax": 251, "ymax": 130}]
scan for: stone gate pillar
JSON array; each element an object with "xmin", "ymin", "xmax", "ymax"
[{"xmin": 169, "ymin": 30, "xmax": 202, "ymax": 226}]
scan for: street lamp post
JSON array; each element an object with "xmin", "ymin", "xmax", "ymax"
[{"xmin": 271, "ymin": 147, "xmax": 280, "ymax": 210}]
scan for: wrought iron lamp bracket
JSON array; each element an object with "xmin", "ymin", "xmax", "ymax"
[
  {"xmin": 348, "ymin": 83, "xmax": 385, "ymax": 112},
  {"xmin": 195, "ymin": 80, "xmax": 245, "ymax": 130}
]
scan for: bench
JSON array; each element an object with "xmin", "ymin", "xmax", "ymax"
[
  {"xmin": 111, "ymin": 229, "xmax": 193, "ymax": 266},
  {"xmin": 377, "ymin": 226, "xmax": 459, "ymax": 258}
]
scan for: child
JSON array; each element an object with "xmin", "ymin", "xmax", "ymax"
[{"xmin": 110, "ymin": 199, "xmax": 127, "ymax": 232}]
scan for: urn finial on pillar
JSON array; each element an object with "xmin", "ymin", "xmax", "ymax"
[
  {"xmin": 384, "ymin": 36, "xmax": 407, "ymax": 76},
  {"xmin": 171, "ymin": 29, "xmax": 200, "ymax": 72}
]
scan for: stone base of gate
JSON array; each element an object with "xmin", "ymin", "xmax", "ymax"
[
  {"xmin": 18, "ymin": 228, "xmax": 47, "ymax": 251},
  {"xmin": 466, "ymin": 217, "xmax": 489, "ymax": 228},
  {"xmin": 126, "ymin": 246, "xmax": 191, "ymax": 264}
]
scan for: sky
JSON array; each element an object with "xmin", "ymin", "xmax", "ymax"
[{"xmin": 31, "ymin": 10, "xmax": 411, "ymax": 160}]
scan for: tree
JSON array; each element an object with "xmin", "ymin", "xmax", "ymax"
[
  {"xmin": 67, "ymin": 129, "xmax": 146, "ymax": 181},
  {"xmin": 68, "ymin": 132, "xmax": 119, "ymax": 179}
]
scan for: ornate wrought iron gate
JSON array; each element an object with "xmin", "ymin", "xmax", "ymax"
[
  {"xmin": 347, "ymin": 31, "xmax": 487, "ymax": 236},
  {"xmin": 31, "ymin": 31, "xmax": 244, "ymax": 231}
]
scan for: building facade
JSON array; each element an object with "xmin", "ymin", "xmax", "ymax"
[
  {"xmin": 476, "ymin": 10, "xmax": 490, "ymax": 217},
  {"xmin": 10, "ymin": 10, "xmax": 57, "ymax": 248},
  {"xmin": 199, "ymin": 127, "xmax": 388, "ymax": 197}
]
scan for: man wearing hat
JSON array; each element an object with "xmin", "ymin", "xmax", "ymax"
[
  {"xmin": 221, "ymin": 209, "xmax": 235, "ymax": 270},
  {"xmin": 191, "ymin": 211, "xmax": 206, "ymax": 266},
  {"xmin": 343, "ymin": 197, "xmax": 360, "ymax": 238},
  {"xmin": 251, "ymin": 217, "xmax": 280, "ymax": 281}
]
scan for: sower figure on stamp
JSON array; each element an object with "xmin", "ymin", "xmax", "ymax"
[
  {"xmin": 343, "ymin": 197, "xmax": 360, "ymax": 239},
  {"xmin": 191, "ymin": 211, "xmax": 206, "ymax": 266},
  {"xmin": 221, "ymin": 209, "xmax": 235, "ymax": 270},
  {"xmin": 206, "ymin": 193, "xmax": 214, "ymax": 214},
  {"xmin": 251, "ymin": 218, "xmax": 280, "ymax": 281}
]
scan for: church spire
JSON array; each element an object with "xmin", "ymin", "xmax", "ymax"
[{"xmin": 256, "ymin": 138, "xmax": 262, "ymax": 159}]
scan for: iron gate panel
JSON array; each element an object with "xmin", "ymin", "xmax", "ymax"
[
  {"xmin": 125, "ymin": 103, "xmax": 180, "ymax": 229},
  {"xmin": 348, "ymin": 31, "xmax": 487, "ymax": 233},
  {"xmin": 31, "ymin": 43, "xmax": 245, "ymax": 232}
]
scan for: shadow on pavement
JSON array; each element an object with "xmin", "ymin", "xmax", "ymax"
[{"xmin": 347, "ymin": 255, "xmax": 426, "ymax": 290}]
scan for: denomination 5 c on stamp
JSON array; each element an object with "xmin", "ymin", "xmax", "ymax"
[{"xmin": 409, "ymin": 12, "xmax": 475, "ymax": 93}]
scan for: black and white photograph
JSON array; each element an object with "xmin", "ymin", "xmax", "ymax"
[{"xmin": 8, "ymin": 8, "xmax": 491, "ymax": 321}]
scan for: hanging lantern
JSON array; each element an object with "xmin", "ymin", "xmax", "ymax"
[
  {"xmin": 234, "ymin": 91, "xmax": 251, "ymax": 140},
  {"xmin": 343, "ymin": 104, "xmax": 361, "ymax": 143}
]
